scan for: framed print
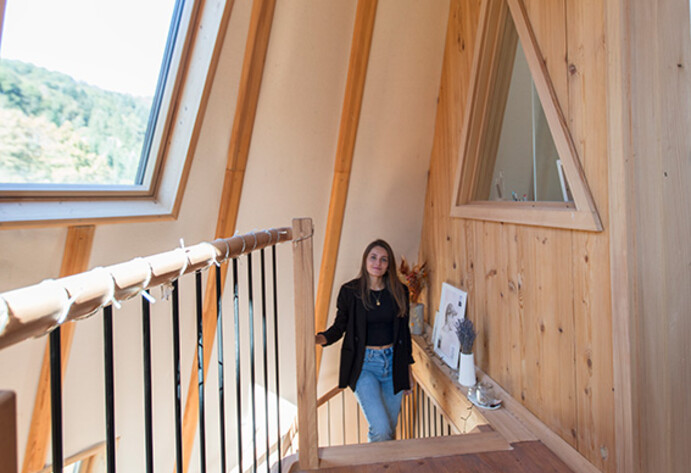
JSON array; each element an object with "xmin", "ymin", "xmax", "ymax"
[{"xmin": 433, "ymin": 282, "xmax": 468, "ymax": 369}]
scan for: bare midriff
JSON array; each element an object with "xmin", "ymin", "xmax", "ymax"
[{"xmin": 366, "ymin": 343, "xmax": 393, "ymax": 350}]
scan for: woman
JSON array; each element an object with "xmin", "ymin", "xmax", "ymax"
[{"xmin": 315, "ymin": 239, "xmax": 414, "ymax": 442}]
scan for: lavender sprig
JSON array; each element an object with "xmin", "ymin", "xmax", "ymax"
[{"xmin": 455, "ymin": 318, "xmax": 476, "ymax": 354}]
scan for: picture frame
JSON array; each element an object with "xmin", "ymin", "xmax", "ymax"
[{"xmin": 432, "ymin": 282, "xmax": 468, "ymax": 369}]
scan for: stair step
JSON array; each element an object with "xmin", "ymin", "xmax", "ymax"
[{"xmin": 281, "ymin": 429, "xmax": 511, "ymax": 472}]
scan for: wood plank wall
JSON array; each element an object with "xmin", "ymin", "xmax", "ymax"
[
  {"xmin": 419, "ymin": 1, "xmax": 614, "ymax": 472},
  {"xmin": 622, "ymin": 2, "xmax": 691, "ymax": 472}
]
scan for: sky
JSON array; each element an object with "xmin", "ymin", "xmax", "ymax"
[{"xmin": 0, "ymin": 0, "xmax": 176, "ymax": 97}]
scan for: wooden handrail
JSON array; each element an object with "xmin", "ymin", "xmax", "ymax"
[
  {"xmin": 317, "ymin": 386, "xmax": 344, "ymax": 407},
  {"xmin": 0, "ymin": 227, "xmax": 292, "ymax": 351}
]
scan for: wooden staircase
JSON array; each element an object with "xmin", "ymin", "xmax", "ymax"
[
  {"xmin": 279, "ymin": 428, "xmax": 576, "ymax": 473},
  {"xmin": 290, "ymin": 440, "xmax": 575, "ymax": 473}
]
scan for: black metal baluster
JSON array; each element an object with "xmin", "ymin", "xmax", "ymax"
[
  {"xmin": 171, "ymin": 281, "xmax": 183, "ymax": 473},
  {"xmin": 103, "ymin": 305, "xmax": 116, "ymax": 473},
  {"xmin": 233, "ymin": 258, "xmax": 243, "ymax": 473},
  {"xmin": 49, "ymin": 327, "xmax": 64, "ymax": 473},
  {"xmin": 216, "ymin": 265, "xmax": 227, "ymax": 473},
  {"xmin": 142, "ymin": 297, "xmax": 154, "ymax": 473},
  {"xmin": 247, "ymin": 253, "xmax": 257, "ymax": 473},
  {"xmin": 271, "ymin": 246, "xmax": 282, "ymax": 473},
  {"xmin": 195, "ymin": 271, "xmax": 207, "ymax": 473},
  {"xmin": 260, "ymin": 249, "xmax": 270, "ymax": 472}
]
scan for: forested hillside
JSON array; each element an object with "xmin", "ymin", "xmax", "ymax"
[{"xmin": 0, "ymin": 59, "xmax": 152, "ymax": 185}]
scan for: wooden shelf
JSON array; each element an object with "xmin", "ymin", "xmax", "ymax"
[{"xmin": 411, "ymin": 331, "xmax": 600, "ymax": 473}]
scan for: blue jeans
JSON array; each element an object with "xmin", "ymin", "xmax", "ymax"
[{"xmin": 353, "ymin": 347, "xmax": 403, "ymax": 442}]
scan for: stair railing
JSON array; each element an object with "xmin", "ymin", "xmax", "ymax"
[{"xmin": 0, "ymin": 221, "xmax": 313, "ymax": 473}]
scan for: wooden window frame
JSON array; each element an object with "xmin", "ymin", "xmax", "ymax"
[
  {"xmin": 0, "ymin": 0, "xmax": 233, "ymax": 228},
  {"xmin": 450, "ymin": 0, "xmax": 602, "ymax": 232}
]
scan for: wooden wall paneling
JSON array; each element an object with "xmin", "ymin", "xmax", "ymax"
[
  {"xmin": 630, "ymin": 3, "xmax": 668, "ymax": 470},
  {"xmin": 566, "ymin": 1, "xmax": 615, "ymax": 472},
  {"xmin": 480, "ymin": 221, "xmax": 512, "ymax": 392},
  {"xmin": 22, "ymin": 225, "xmax": 95, "ymax": 473},
  {"xmin": 421, "ymin": 0, "xmax": 615, "ymax": 470},
  {"xmin": 469, "ymin": 222, "xmax": 488, "ymax": 373},
  {"xmin": 179, "ymin": 1, "xmax": 275, "ymax": 472},
  {"xmin": 420, "ymin": 0, "xmax": 481, "ymax": 325},
  {"xmin": 314, "ymin": 0, "xmax": 378, "ymax": 374},
  {"xmin": 516, "ymin": 226, "xmax": 577, "ymax": 448},
  {"xmin": 605, "ymin": 1, "xmax": 638, "ymax": 471},
  {"xmin": 498, "ymin": 222, "xmax": 521, "ymax": 396},
  {"xmin": 627, "ymin": 2, "xmax": 691, "ymax": 472},
  {"xmin": 654, "ymin": 5, "xmax": 691, "ymax": 473},
  {"xmin": 522, "ymin": 0, "xmax": 568, "ymax": 110}
]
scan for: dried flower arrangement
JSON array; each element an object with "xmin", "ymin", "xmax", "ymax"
[
  {"xmin": 455, "ymin": 317, "xmax": 476, "ymax": 354},
  {"xmin": 399, "ymin": 257, "xmax": 428, "ymax": 304}
]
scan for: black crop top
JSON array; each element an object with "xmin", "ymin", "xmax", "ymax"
[{"xmin": 365, "ymin": 289, "xmax": 395, "ymax": 346}]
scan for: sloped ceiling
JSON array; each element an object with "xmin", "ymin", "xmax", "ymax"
[{"xmin": 0, "ymin": 1, "xmax": 450, "ymax": 471}]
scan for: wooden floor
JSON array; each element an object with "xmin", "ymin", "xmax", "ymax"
[{"xmin": 308, "ymin": 441, "xmax": 575, "ymax": 473}]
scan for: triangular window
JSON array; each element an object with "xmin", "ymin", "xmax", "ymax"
[{"xmin": 451, "ymin": 0, "xmax": 602, "ymax": 231}]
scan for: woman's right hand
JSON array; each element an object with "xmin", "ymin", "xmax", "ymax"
[{"xmin": 315, "ymin": 333, "xmax": 327, "ymax": 346}]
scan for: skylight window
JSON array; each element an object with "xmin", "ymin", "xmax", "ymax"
[{"xmin": 0, "ymin": 0, "xmax": 181, "ymax": 188}]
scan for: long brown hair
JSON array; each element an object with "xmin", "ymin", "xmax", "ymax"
[{"xmin": 357, "ymin": 239, "xmax": 408, "ymax": 318}]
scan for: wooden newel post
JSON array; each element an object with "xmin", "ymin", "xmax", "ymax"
[{"xmin": 292, "ymin": 218, "xmax": 319, "ymax": 470}]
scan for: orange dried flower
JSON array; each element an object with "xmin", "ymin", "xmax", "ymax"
[{"xmin": 399, "ymin": 257, "xmax": 428, "ymax": 304}]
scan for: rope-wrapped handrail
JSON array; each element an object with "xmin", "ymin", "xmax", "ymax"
[{"xmin": 0, "ymin": 227, "xmax": 293, "ymax": 351}]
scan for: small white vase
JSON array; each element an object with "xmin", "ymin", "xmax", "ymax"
[
  {"xmin": 458, "ymin": 352, "xmax": 477, "ymax": 387},
  {"xmin": 409, "ymin": 303, "xmax": 424, "ymax": 335}
]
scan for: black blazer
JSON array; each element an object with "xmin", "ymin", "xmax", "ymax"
[{"xmin": 319, "ymin": 279, "xmax": 414, "ymax": 394}]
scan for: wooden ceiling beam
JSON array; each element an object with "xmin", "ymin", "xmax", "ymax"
[
  {"xmin": 179, "ymin": 1, "xmax": 276, "ymax": 472},
  {"xmin": 21, "ymin": 225, "xmax": 95, "ymax": 473},
  {"xmin": 315, "ymin": 0, "xmax": 378, "ymax": 374}
]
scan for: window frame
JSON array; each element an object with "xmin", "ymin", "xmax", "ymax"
[
  {"xmin": 450, "ymin": 0, "xmax": 602, "ymax": 232},
  {"xmin": 0, "ymin": 0, "xmax": 233, "ymax": 227}
]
